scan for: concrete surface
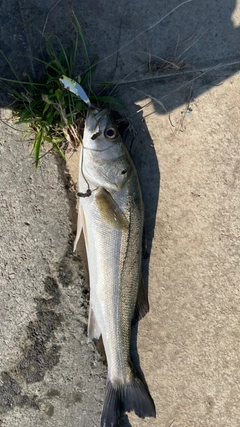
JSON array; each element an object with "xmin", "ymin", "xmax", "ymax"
[
  {"xmin": 124, "ymin": 71, "xmax": 240, "ymax": 427},
  {"xmin": 1, "ymin": 1, "xmax": 240, "ymax": 426},
  {"xmin": 0, "ymin": 120, "xmax": 106, "ymax": 426}
]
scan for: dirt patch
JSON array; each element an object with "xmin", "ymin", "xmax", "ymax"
[{"xmin": 0, "ymin": 276, "xmax": 63, "ymax": 414}]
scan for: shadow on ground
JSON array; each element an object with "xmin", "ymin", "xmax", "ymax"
[{"xmin": 0, "ymin": 0, "xmax": 240, "ymax": 111}]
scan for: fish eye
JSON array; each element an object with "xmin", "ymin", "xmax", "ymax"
[{"xmin": 104, "ymin": 127, "xmax": 118, "ymax": 140}]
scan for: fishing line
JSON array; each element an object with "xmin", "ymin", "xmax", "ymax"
[
  {"xmin": 77, "ymin": 109, "xmax": 103, "ymax": 196},
  {"xmin": 78, "ymin": 111, "xmax": 108, "ymax": 197},
  {"xmin": 77, "ymin": 142, "xmax": 92, "ymax": 197}
]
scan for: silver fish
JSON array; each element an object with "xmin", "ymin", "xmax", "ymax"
[{"xmin": 74, "ymin": 108, "xmax": 156, "ymax": 426}]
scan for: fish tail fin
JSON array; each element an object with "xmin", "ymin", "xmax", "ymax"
[{"xmin": 100, "ymin": 374, "xmax": 156, "ymax": 426}]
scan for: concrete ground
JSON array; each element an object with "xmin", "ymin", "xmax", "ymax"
[{"xmin": 0, "ymin": 1, "xmax": 240, "ymax": 426}]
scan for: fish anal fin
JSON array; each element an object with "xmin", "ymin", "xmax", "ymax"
[
  {"xmin": 88, "ymin": 307, "xmax": 101, "ymax": 341},
  {"xmin": 133, "ymin": 276, "xmax": 149, "ymax": 323},
  {"xmin": 95, "ymin": 188, "xmax": 128, "ymax": 232}
]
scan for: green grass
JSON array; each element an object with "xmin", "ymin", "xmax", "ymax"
[{"xmin": 0, "ymin": 13, "xmax": 123, "ymax": 167}]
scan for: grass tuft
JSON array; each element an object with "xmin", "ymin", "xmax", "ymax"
[{"xmin": 0, "ymin": 17, "xmax": 123, "ymax": 167}]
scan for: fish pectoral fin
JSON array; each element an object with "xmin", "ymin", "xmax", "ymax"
[
  {"xmin": 133, "ymin": 275, "xmax": 149, "ymax": 323},
  {"xmin": 73, "ymin": 203, "xmax": 84, "ymax": 252},
  {"xmin": 88, "ymin": 307, "xmax": 101, "ymax": 341},
  {"xmin": 95, "ymin": 188, "xmax": 129, "ymax": 231}
]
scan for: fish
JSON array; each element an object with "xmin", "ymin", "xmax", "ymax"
[{"xmin": 74, "ymin": 108, "xmax": 156, "ymax": 426}]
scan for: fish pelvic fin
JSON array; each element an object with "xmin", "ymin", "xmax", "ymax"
[
  {"xmin": 100, "ymin": 374, "xmax": 156, "ymax": 426},
  {"xmin": 87, "ymin": 307, "xmax": 101, "ymax": 341}
]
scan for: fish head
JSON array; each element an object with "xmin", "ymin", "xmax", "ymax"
[
  {"xmin": 81, "ymin": 109, "xmax": 132, "ymax": 191},
  {"xmin": 83, "ymin": 108, "xmax": 121, "ymax": 150}
]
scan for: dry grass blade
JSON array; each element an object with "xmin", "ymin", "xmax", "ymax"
[
  {"xmin": 130, "ymin": 86, "xmax": 174, "ymax": 127},
  {"xmin": 86, "ymin": 0, "xmax": 193, "ymax": 73}
]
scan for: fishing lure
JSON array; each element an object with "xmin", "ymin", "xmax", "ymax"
[{"xmin": 59, "ymin": 75, "xmax": 92, "ymax": 108}]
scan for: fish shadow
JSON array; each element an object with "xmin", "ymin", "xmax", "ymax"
[
  {"xmin": 117, "ymin": 104, "xmax": 160, "ymax": 425},
  {"xmin": 122, "ymin": 104, "xmax": 160, "ymax": 294}
]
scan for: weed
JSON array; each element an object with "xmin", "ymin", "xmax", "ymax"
[{"xmin": 0, "ymin": 14, "xmax": 123, "ymax": 167}]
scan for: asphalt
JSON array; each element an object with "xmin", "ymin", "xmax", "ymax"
[{"xmin": 0, "ymin": 1, "xmax": 240, "ymax": 426}]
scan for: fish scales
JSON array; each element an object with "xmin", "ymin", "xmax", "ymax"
[
  {"xmin": 74, "ymin": 108, "xmax": 155, "ymax": 426},
  {"xmin": 82, "ymin": 166, "xmax": 141, "ymax": 379}
]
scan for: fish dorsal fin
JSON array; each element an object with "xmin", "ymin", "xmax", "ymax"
[
  {"xmin": 88, "ymin": 307, "xmax": 101, "ymax": 341},
  {"xmin": 133, "ymin": 276, "xmax": 149, "ymax": 323},
  {"xmin": 95, "ymin": 188, "xmax": 129, "ymax": 231}
]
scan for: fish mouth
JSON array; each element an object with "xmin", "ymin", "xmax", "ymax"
[
  {"xmin": 86, "ymin": 108, "xmax": 109, "ymax": 123},
  {"xmin": 86, "ymin": 108, "xmax": 110, "ymax": 139}
]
